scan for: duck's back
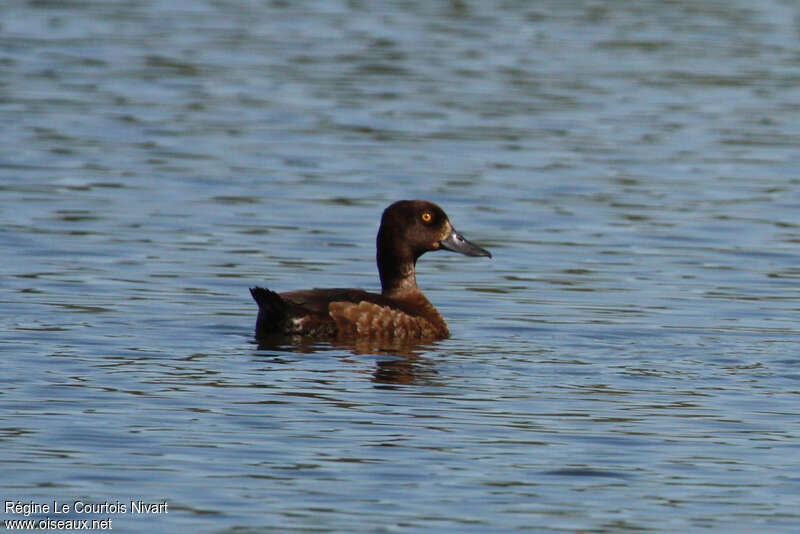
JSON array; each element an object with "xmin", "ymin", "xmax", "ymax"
[{"xmin": 250, "ymin": 286, "xmax": 448, "ymax": 341}]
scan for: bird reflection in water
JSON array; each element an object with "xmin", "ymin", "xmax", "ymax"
[{"xmin": 253, "ymin": 335, "xmax": 441, "ymax": 386}]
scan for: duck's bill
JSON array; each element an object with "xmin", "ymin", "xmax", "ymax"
[{"xmin": 439, "ymin": 228, "xmax": 492, "ymax": 258}]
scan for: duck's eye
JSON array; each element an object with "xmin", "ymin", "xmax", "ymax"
[{"xmin": 421, "ymin": 211, "xmax": 433, "ymax": 223}]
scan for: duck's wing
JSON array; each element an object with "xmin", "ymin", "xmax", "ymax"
[{"xmin": 280, "ymin": 288, "xmax": 391, "ymax": 314}]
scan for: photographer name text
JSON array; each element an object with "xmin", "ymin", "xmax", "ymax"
[{"xmin": 3, "ymin": 500, "xmax": 168, "ymax": 530}]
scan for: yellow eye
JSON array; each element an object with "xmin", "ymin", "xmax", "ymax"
[{"xmin": 421, "ymin": 212, "xmax": 432, "ymax": 223}]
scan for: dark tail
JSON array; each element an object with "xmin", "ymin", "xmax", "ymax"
[{"xmin": 250, "ymin": 287, "xmax": 289, "ymax": 337}]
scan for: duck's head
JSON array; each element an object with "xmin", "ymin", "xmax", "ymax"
[
  {"xmin": 377, "ymin": 200, "xmax": 491, "ymax": 294},
  {"xmin": 379, "ymin": 200, "xmax": 491, "ymax": 260}
]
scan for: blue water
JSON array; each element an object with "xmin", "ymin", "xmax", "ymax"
[{"xmin": 2, "ymin": 0, "xmax": 800, "ymax": 532}]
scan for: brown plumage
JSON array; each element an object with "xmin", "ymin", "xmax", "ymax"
[{"xmin": 250, "ymin": 200, "xmax": 491, "ymax": 342}]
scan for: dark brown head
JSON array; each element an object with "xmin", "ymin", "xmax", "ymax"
[{"xmin": 376, "ymin": 200, "xmax": 491, "ymax": 295}]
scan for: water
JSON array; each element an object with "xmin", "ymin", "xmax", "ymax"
[{"xmin": 2, "ymin": 0, "xmax": 800, "ymax": 531}]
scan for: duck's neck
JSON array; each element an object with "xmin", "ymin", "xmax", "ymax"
[{"xmin": 377, "ymin": 242, "xmax": 419, "ymax": 298}]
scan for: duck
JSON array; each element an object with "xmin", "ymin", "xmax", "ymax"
[{"xmin": 250, "ymin": 200, "xmax": 491, "ymax": 342}]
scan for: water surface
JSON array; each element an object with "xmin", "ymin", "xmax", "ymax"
[{"xmin": 2, "ymin": 0, "xmax": 800, "ymax": 532}]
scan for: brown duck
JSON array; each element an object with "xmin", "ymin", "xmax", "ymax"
[{"xmin": 250, "ymin": 200, "xmax": 491, "ymax": 342}]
